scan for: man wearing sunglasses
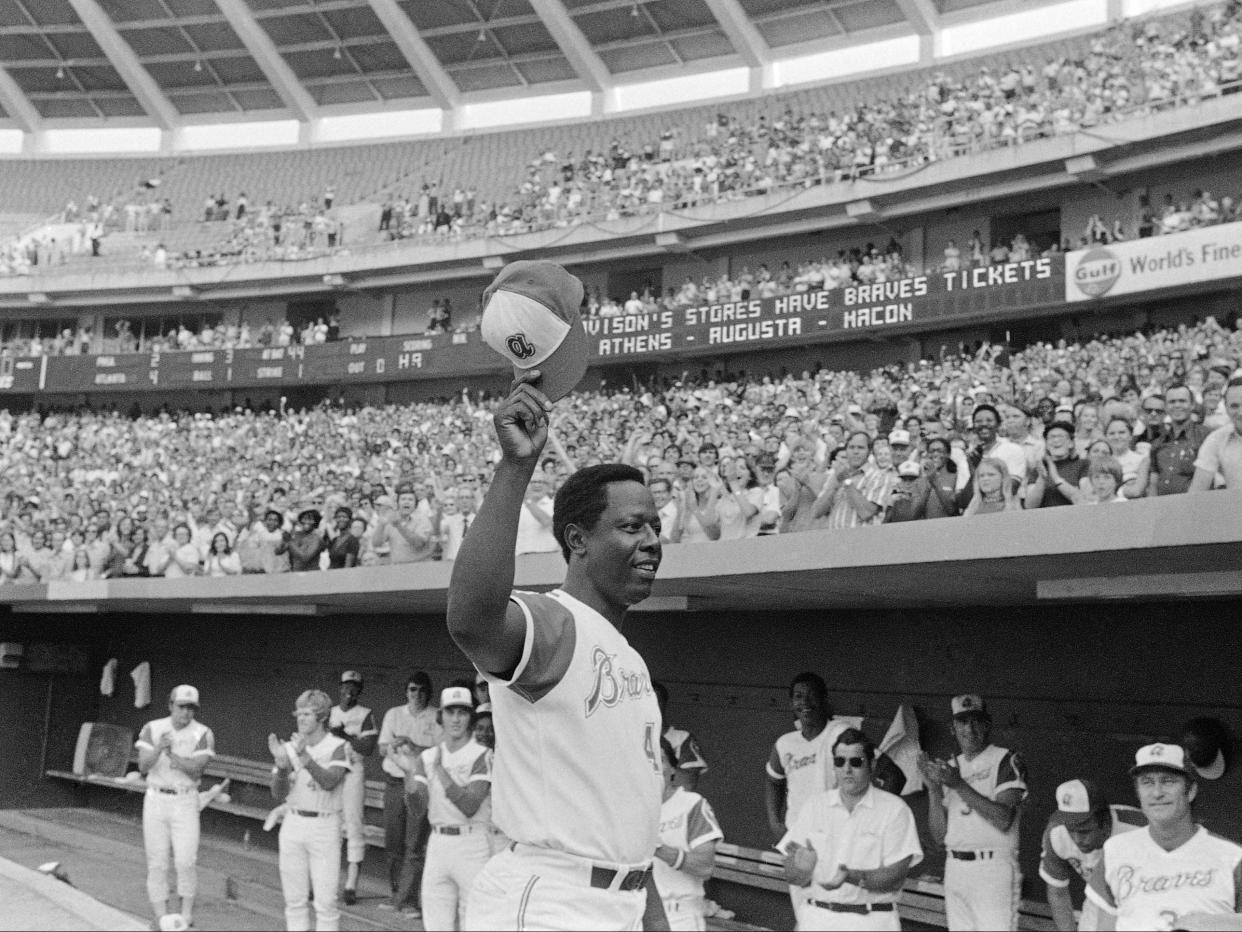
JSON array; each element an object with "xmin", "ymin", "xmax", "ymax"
[
  {"xmin": 781, "ymin": 728, "xmax": 922, "ymax": 930},
  {"xmin": 377, "ymin": 671, "xmax": 442, "ymax": 916}
]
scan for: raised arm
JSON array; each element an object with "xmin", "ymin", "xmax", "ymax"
[{"xmin": 447, "ymin": 370, "xmax": 552, "ymax": 676}]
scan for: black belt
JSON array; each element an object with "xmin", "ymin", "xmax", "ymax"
[
  {"xmin": 387, "ymin": 776, "xmax": 406, "ymax": 784},
  {"xmin": 154, "ymin": 786, "xmax": 189, "ymax": 795},
  {"xmin": 949, "ymin": 849, "xmax": 998, "ymax": 861},
  {"xmin": 292, "ymin": 809, "xmax": 336, "ymax": 818},
  {"xmin": 809, "ymin": 900, "xmax": 894, "ymax": 914},
  {"xmin": 433, "ymin": 825, "xmax": 466, "ymax": 836},
  {"xmin": 589, "ymin": 865, "xmax": 651, "ymax": 892}
]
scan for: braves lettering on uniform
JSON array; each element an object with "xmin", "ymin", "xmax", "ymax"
[
  {"xmin": 766, "ymin": 720, "xmax": 851, "ymax": 829},
  {"xmin": 482, "ymin": 588, "xmax": 662, "ymax": 865},
  {"xmin": 1089, "ymin": 827, "xmax": 1242, "ymax": 932},
  {"xmin": 655, "ymin": 788, "xmax": 723, "ymax": 900}
]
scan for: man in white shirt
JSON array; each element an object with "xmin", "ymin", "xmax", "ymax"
[
  {"xmin": 782, "ymin": 728, "xmax": 922, "ymax": 930},
  {"xmin": 378, "ymin": 672, "xmax": 441, "ymax": 915},
  {"xmin": 514, "ymin": 473, "xmax": 556, "ymax": 555}
]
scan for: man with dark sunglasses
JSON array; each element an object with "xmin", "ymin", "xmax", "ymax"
[
  {"xmin": 781, "ymin": 728, "xmax": 922, "ymax": 930},
  {"xmin": 377, "ymin": 671, "xmax": 442, "ymax": 916}
]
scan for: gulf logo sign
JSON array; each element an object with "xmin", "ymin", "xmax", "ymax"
[{"xmin": 1072, "ymin": 247, "xmax": 1121, "ymax": 298}]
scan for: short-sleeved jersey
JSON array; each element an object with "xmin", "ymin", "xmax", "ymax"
[
  {"xmin": 665, "ymin": 726, "xmax": 708, "ymax": 775},
  {"xmin": 285, "ymin": 734, "xmax": 350, "ymax": 813},
  {"xmin": 411, "ymin": 739, "xmax": 492, "ymax": 827},
  {"xmin": 135, "ymin": 717, "xmax": 215, "ymax": 790},
  {"xmin": 479, "ymin": 589, "xmax": 662, "ymax": 865},
  {"xmin": 1087, "ymin": 826, "xmax": 1242, "ymax": 931},
  {"xmin": 329, "ymin": 704, "xmax": 377, "ymax": 770},
  {"xmin": 781, "ymin": 785, "xmax": 924, "ymax": 907},
  {"xmin": 655, "ymin": 788, "xmax": 724, "ymax": 899},
  {"xmin": 767, "ymin": 720, "xmax": 851, "ymax": 829},
  {"xmin": 1041, "ymin": 806, "xmax": 1147, "ymax": 888},
  {"xmin": 942, "ymin": 744, "xmax": 1027, "ymax": 851}
]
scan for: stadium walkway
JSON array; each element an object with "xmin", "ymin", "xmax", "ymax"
[{"xmin": 0, "ymin": 808, "xmax": 417, "ymax": 931}]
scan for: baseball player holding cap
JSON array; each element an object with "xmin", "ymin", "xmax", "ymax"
[
  {"xmin": 449, "ymin": 261, "xmax": 667, "ymax": 931},
  {"xmin": 1040, "ymin": 779, "xmax": 1146, "ymax": 931},
  {"xmin": 655, "ymin": 737, "xmax": 723, "ymax": 931},
  {"xmin": 390, "ymin": 686, "xmax": 492, "ymax": 931},
  {"xmin": 328, "ymin": 670, "xmax": 378, "ymax": 905},
  {"xmin": 135, "ymin": 684, "xmax": 215, "ymax": 928},
  {"xmin": 270, "ymin": 689, "xmax": 351, "ymax": 931},
  {"xmin": 918, "ymin": 694, "xmax": 1027, "ymax": 931},
  {"xmin": 1086, "ymin": 744, "xmax": 1242, "ymax": 931}
]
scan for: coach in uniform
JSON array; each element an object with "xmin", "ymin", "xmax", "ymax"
[
  {"xmin": 393, "ymin": 685, "xmax": 492, "ymax": 931},
  {"xmin": 781, "ymin": 728, "xmax": 922, "ymax": 931},
  {"xmin": 654, "ymin": 737, "xmax": 723, "ymax": 931},
  {"xmin": 136, "ymin": 684, "xmax": 215, "ymax": 929},
  {"xmin": 328, "ymin": 670, "xmax": 378, "ymax": 905},
  {"xmin": 270, "ymin": 689, "xmax": 350, "ymax": 932},
  {"xmin": 1040, "ymin": 779, "xmax": 1145, "ymax": 931},
  {"xmin": 919, "ymin": 694, "xmax": 1027, "ymax": 931},
  {"xmin": 1087, "ymin": 743, "xmax": 1242, "ymax": 930},
  {"xmin": 447, "ymin": 304, "xmax": 667, "ymax": 932}
]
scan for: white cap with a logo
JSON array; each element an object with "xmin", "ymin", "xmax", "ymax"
[
  {"xmin": 441, "ymin": 687, "xmax": 474, "ymax": 711},
  {"xmin": 170, "ymin": 685, "xmax": 199, "ymax": 706},
  {"xmin": 1130, "ymin": 743, "xmax": 1196, "ymax": 778}
]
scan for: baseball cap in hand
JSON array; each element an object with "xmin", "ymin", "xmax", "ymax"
[{"xmin": 481, "ymin": 260, "xmax": 587, "ymax": 402}]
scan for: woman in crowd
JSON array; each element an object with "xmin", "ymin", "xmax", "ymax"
[
  {"xmin": 963, "ymin": 457, "xmax": 1020, "ymax": 516},
  {"xmin": 122, "ymin": 526, "xmax": 151, "ymax": 577},
  {"xmin": 717, "ymin": 459, "xmax": 759, "ymax": 541},
  {"xmin": 325, "ymin": 507, "xmax": 359, "ymax": 569},
  {"xmin": 281, "ymin": 508, "xmax": 326, "ymax": 572},
  {"xmin": 777, "ymin": 439, "xmax": 826, "ymax": 533},
  {"xmin": 1102, "ymin": 416, "xmax": 1148, "ymax": 498},
  {"xmin": 43, "ymin": 530, "xmax": 74, "ymax": 582},
  {"xmin": 237, "ymin": 508, "xmax": 288, "ymax": 574},
  {"xmin": 21, "ymin": 529, "xmax": 52, "ymax": 583},
  {"xmin": 69, "ymin": 548, "xmax": 96, "ymax": 582},
  {"xmin": 680, "ymin": 467, "xmax": 722, "ymax": 543},
  {"xmin": 205, "ymin": 532, "xmax": 242, "ymax": 577},
  {"xmin": 0, "ymin": 532, "xmax": 29, "ymax": 585},
  {"xmin": 1073, "ymin": 402, "xmax": 1103, "ymax": 456},
  {"xmin": 920, "ymin": 437, "xmax": 962, "ymax": 518}
]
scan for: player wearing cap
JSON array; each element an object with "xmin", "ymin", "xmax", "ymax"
[
  {"xmin": 1086, "ymin": 744, "xmax": 1242, "ymax": 931},
  {"xmin": 270, "ymin": 689, "xmax": 351, "ymax": 932},
  {"xmin": 781, "ymin": 728, "xmax": 922, "ymax": 932},
  {"xmin": 918, "ymin": 694, "xmax": 1027, "ymax": 931},
  {"xmin": 328, "ymin": 670, "xmax": 378, "ymax": 906},
  {"xmin": 390, "ymin": 686, "xmax": 492, "ymax": 931},
  {"xmin": 135, "ymin": 684, "xmax": 215, "ymax": 929},
  {"xmin": 654, "ymin": 738, "xmax": 723, "ymax": 931},
  {"xmin": 449, "ymin": 261, "xmax": 666, "ymax": 931},
  {"xmin": 654, "ymin": 682, "xmax": 708, "ymax": 792},
  {"xmin": 1040, "ymin": 779, "xmax": 1146, "ymax": 931}
]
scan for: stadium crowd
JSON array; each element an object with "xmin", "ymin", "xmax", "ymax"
[{"xmin": 1, "ymin": 315, "xmax": 1239, "ymax": 585}]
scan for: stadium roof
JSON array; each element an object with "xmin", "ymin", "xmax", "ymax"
[{"xmin": 0, "ymin": 0, "xmax": 1061, "ymax": 131}]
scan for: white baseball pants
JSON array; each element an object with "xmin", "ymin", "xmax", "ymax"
[
  {"xmin": 421, "ymin": 828, "xmax": 493, "ymax": 931},
  {"xmin": 465, "ymin": 845, "xmax": 646, "ymax": 931},
  {"xmin": 340, "ymin": 767, "xmax": 367, "ymax": 864},
  {"xmin": 142, "ymin": 789, "xmax": 200, "ymax": 905},
  {"xmin": 279, "ymin": 811, "xmax": 342, "ymax": 931},
  {"xmin": 661, "ymin": 895, "xmax": 706, "ymax": 931},
  {"xmin": 944, "ymin": 852, "xmax": 1021, "ymax": 931}
]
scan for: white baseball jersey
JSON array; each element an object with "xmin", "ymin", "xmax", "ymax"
[
  {"xmin": 329, "ymin": 704, "xmax": 377, "ymax": 770},
  {"xmin": 654, "ymin": 788, "xmax": 723, "ymax": 898},
  {"xmin": 411, "ymin": 739, "xmax": 493, "ymax": 827},
  {"xmin": 1088, "ymin": 825, "xmax": 1242, "ymax": 931},
  {"xmin": 135, "ymin": 717, "xmax": 215, "ymax": 790},
  {"xmin": 1041, "ymin": 805, "xmax": 1146, "ymax": 931},
  {"xmin": 766, "ymin": 719, "xmax": 851, "ymax": 829},
  {"xmin": 479, "ymin": 588, "xmax": 662, "ymax": 865},
  {"xmin": 942, "ymin": 744, "xmax": 1027, "ymax": 851},
  {"xmin": 285, "ymin": 734, "xmax": 350, "ymax": 813}
]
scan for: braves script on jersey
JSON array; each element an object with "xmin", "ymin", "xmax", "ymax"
[
  {"xmin": 655, "ymin": 788, "xmax": 724, "ymax": 899},
  {"xmin": 1091, "ymin": 826, "xmax": 1242, "ymax": 931},
  {"xmin": 480, "ymin": 589, "xmax": 662, "ymax": 865},
  {"xmin": 1041, "ymin": 805, "xmax": 1146, "ymax": 931},
  {"xmin": 766, "ymin": 720, "xmax": 851, "ymax": 828}
]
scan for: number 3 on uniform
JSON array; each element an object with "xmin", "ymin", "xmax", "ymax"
[{"xmin": 644, "ymin": 722, "xmax": 660, "ymax": 773}]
